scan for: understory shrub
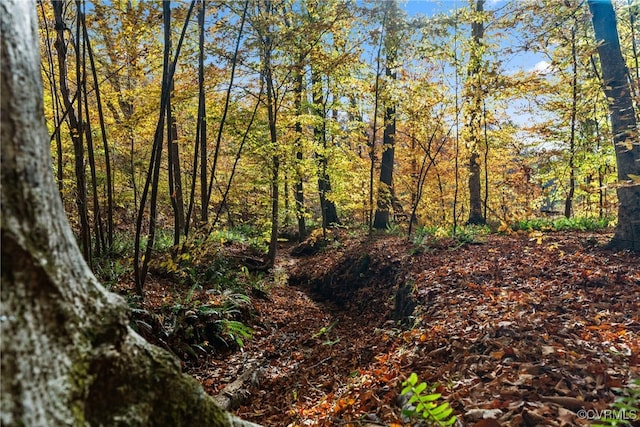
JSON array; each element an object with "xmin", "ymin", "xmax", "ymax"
[
  {"xmin": 400, "ymin": 373, "xmax": 457, "ymax": 426},
  {"xmin": 511, "ymin": 215, "xmax": 614, "ymax": 232}
]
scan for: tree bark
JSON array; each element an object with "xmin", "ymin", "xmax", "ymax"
[
  {"xmin": 199, "ymin": 0, "xmax": 208, "ymax": 225},
  {"xmin": 0, "ymin": 2, "xmax": 260, "ymax": 425},
  {"xmin": 294, "ymin": 54, "xmax": 307, "ymax": 240},
  {"xmin": 465, "ymin": 0, "xmax": 486, "ymax": 226},
  {"xmin": 262, "ymin": 13, "xmax": 279, "ymax": 267},
  {"xmin": 588, "ymin": 0, "xmax": 640, "ymax": 251},
  {"xmin": 51, "ymin": 0, "xmax": 92, "ymax": 260},
  {"xmin": 311, "ymin": 67, "xmax": 340, "ymax": 230},
  {"xmin": 373, "ymin": 0, "xmax": 400, "ymax": 230},
  {"xmin": 564, "ymin": 23, "xmax": 578, "ymax": 219}
]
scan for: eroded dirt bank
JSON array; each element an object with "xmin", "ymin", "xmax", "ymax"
[{"xmin": 197, "ymin": 231, "xmax": 639, "ymax": 426}]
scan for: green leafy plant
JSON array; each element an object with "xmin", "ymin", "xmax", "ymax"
[
  {"xmin": 312, "ymin": 320, "xmax": 339, "ymax": 339},
  {"xmin": 215, "ymin": 319, "xmax": 253, "ymax": 347},
  {"xmin": 385, "ymin": 221, "xmax": 404, "ymax": 236},
  {"xmin": 413, "ymin": 225, "xmax": 442, "ymax": 243},
  {"xmin": 401, "ymin": 373, "xmax": 457, "ymax": 426},
  {"xmin": 593, "ymin": 379, "xmax": 640, "ymax": 426},
  {"xmin": 512, "ymin": 215, "xmax": 614, "ymax": 232},
  {"xmin": 452, "ymin": 224, "xmax": 489, "ymax": 245}
]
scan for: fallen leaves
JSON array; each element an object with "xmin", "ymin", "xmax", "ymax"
[{"xmin": 181, "ymin": 230, "xmax": 638, "ymax": 426}]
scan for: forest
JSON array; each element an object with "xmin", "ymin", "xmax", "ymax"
[{"xmin": 1, "ymin": 0, "xmax": 639, "ymax": 426}]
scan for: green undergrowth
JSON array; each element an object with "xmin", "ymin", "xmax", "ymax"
[
  {"xmin": 96, "ymin": 226, "xmax": 269, "ymax": 359},
  {"xmin": 144, "ymin": 228, "xmax": 268, "ymax": 356},
  {"xmin": 509, "ymin": 215, "xmax": 615, "ymax": 233},
  {"xmin": 411, "ymin": 224, "xmax": 490, "ymax": 252},
  {"xmin": 408, "ymin": 216, "xmax": 614, "ymax": 254},
  {"xmin": 593, "ymin": 378, "xmax": 640, "ymax": 427},
  {"xmin": 400, "ymin": 373, "xmax": 457, "ymax": 426}
]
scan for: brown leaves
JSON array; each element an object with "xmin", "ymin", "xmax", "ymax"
[{"xmin": 185, "ymin": 231, "xmax": 638, "ymax": 426}]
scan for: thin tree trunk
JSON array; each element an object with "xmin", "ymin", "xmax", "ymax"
[
  {"xmin": 79, "ymin": 5, "xmax": 106, "ymax": 258},
  {"xmin": 293, "ymin": 54, "xmax": 307, "ymax": 240},
  {"xmin": 213, "ymin": 87, "xmax": 263, "ymax": 228},
  {"xmin": 52, "ymin": 0, "xmax": 91, "ymax": 262},
  {"xmin": 82, "ymin": 8, "xmax": 114, "ymax": 248},
  {"xmin": 264, "ymin": 39, "xmax": 279, "ymax": 268},
  {"xmin": 167, "ymin": 88, "xmax": 185, "ymax": 246},
  {"xmin": 205, "ymin": 0, "xmax": 248, "ymax": 219},
  {"xmin": 483, "ymin": 100, "xmax": 489, "ymax": 220},
  {"xmin": 564, "ymin": 24, "xmax": 578, "ymax": 219},
  {"xmin": 186, "ymin": 0, "xmax": 207, "ymax": 236},
  {"xmin": 134, "ymin": 1, "xmax": 195, "ymax": 292},
  {"xmin": 199, "ymin": 0, "xmax": 208, "ymax": 225},
  {"xmin": 407, "ymin": 128, "xmax": 450, "ymax": 236},
  {"xmin": 38, "ymin": 1, "xmax": 65, "ymax": 196},
  {"xmin": 369, "ymin": 12, "xmax": 386, "ymax": 233},
  {"xmin": 453, "ymin": 11, "xmax": 461, "ymax": 235}
]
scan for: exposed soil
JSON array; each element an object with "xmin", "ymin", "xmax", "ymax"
[{"xmin": 133, "ymin": 230, "xmax": 640, "ymax": 426}]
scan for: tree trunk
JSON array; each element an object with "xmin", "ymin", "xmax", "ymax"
[
  {"xmin": 169, "ymin": 109, "xmax": 185, "ymax": 245},
  {"xmin": 0, "ymin": 2, "xmax": 259, "ymax": 425},
  {"xmin": 82, "ymin": 9, "xmax": 114, "ymax": 249},
  {"xmin": 294, "ymin": 55, "xmax": 307, "ymax": 240},
  {"xmin": 588, "ymin": 0, "xmax": 640, "ymax": 251},
  {"xmin": 564, "ymin": 24, "xmax": 578, "ymax": 219},
  {"xmin": 205, "ymin": 0, "xmax": 247, "ymax": 222},
  {"xmin": 373, "ymin": 0, "xmax": 399, "ymax": 230},
  {"xmin": 311, "ymin": 67, "xmax": 340, "ymax": 230},
  {"xmin": 263, "ymin": 22, "xmax": 279, "ymax": 267},
  {"xmin": 52, "ymin": 0, "xmax": 92, "ymax": 261},
  {"xmin": 465, "ymin": 0, "xmax": 486, "ymax": 226}
]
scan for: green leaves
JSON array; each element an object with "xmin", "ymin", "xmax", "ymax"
[
  {"xmin": 593, "ymin": 379, "xmax": 640, "ymax": 427},
  {"xmin": 401, "ymin": 373, "xmax": 457, "ymax": 426}
]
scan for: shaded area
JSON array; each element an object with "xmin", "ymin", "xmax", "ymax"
[
  {"xmin": 119, "ymin": 231, "xmax": 639, "ymax": 426},
  {"xmin": 232, "ymin": 231, "xmax": 639, "ymax": 425}
]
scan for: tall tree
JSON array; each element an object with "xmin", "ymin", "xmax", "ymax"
[
  {"xmin": 0, "ymin": 2, "xmax": 260, "ymax": 425},
  {"xmin": 198, "ymin": 0, "xmax": 208, "ymax": 225},
  {"xmin": 311, "ymin": 65, "xmax": 340, "ymax": 230},
  {"xmin": 251, "ymin": 0, "xmax": 281, "ymax": 267},
  {"xmin": 588, "ymin": 0, "xmax": 640, "ymax": 250},
  {"xmin": 51, "ymin": 0, "xmax": 92, "ymax": 261},
  {"xmin": 134, "ymin": 1, "xmax": 195, "ymax": 292},
  {"xmin": 464, "ymin": 0, "xmax": 486, "ymax": 225},
  {"xmin": 564, "ymin": 16, "xmax": 579, "ymax": 218},
  {"xmin": 186, "ymin": 0, "xmax": 208, "ymax": 235},
  {"xmin": 205, "ymin": 0, "xmax": 248, "ymax": 224},
  {"xmin": 167, "ymin": 81, "xmax": 185, "ymax": 245},
  {"xmin": 81, "ymin": 5, "xmax": 114, "ymax": 248},
  {"xmin": 373, "ymin": 0, "xmax": 402, "ymax": 229},
  {"xmin": 293, "ymin": 50, "xmax": 308, "ymax": 239}
]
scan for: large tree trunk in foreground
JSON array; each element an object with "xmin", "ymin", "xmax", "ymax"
[
  {"xmin": 588, "ymin": 0, "xmax": 640, "ymax": 251},
  {"xmin": 0, "ymin": 2, "xmax": 259, "ymax": 426}
]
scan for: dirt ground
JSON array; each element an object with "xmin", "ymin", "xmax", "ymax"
[{"xmin": 152, "ymin": 230, "xmax": 640, "ymax": 426}]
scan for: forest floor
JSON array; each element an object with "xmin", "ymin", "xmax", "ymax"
[{"xmin": 127, "ymin": 229, "xmax": 640, "ymax": 426}]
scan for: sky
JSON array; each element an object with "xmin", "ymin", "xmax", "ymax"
[
  {"xmin": 401, "ymin": 0, "xmax": 549, "ymax": 75},
  {"xmin": 398, "ymin": 0, "xmax": 556, "ymax": 132}
]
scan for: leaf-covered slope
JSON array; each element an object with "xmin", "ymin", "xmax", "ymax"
[{"xmin": 213, "ymin": 231, "xmax": 638, "ymax": 426}]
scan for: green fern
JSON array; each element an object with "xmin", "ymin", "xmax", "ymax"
[
  {"xmin": 401, "ymin": 373, "xmax": 457, "ymax": 426},
  {"xmin": 593, "ymin": 379, "xmax": 640, "ymax": 427}
]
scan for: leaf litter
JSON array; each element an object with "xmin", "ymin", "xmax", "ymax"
[{"xmin": 138, "ymin": 230, "xmax": 640, "ymax": 426}]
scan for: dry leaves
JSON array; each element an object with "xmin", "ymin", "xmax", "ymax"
[{"xmin": 190, "ymin": 231, "xmax": 638, "ymax": 426}]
